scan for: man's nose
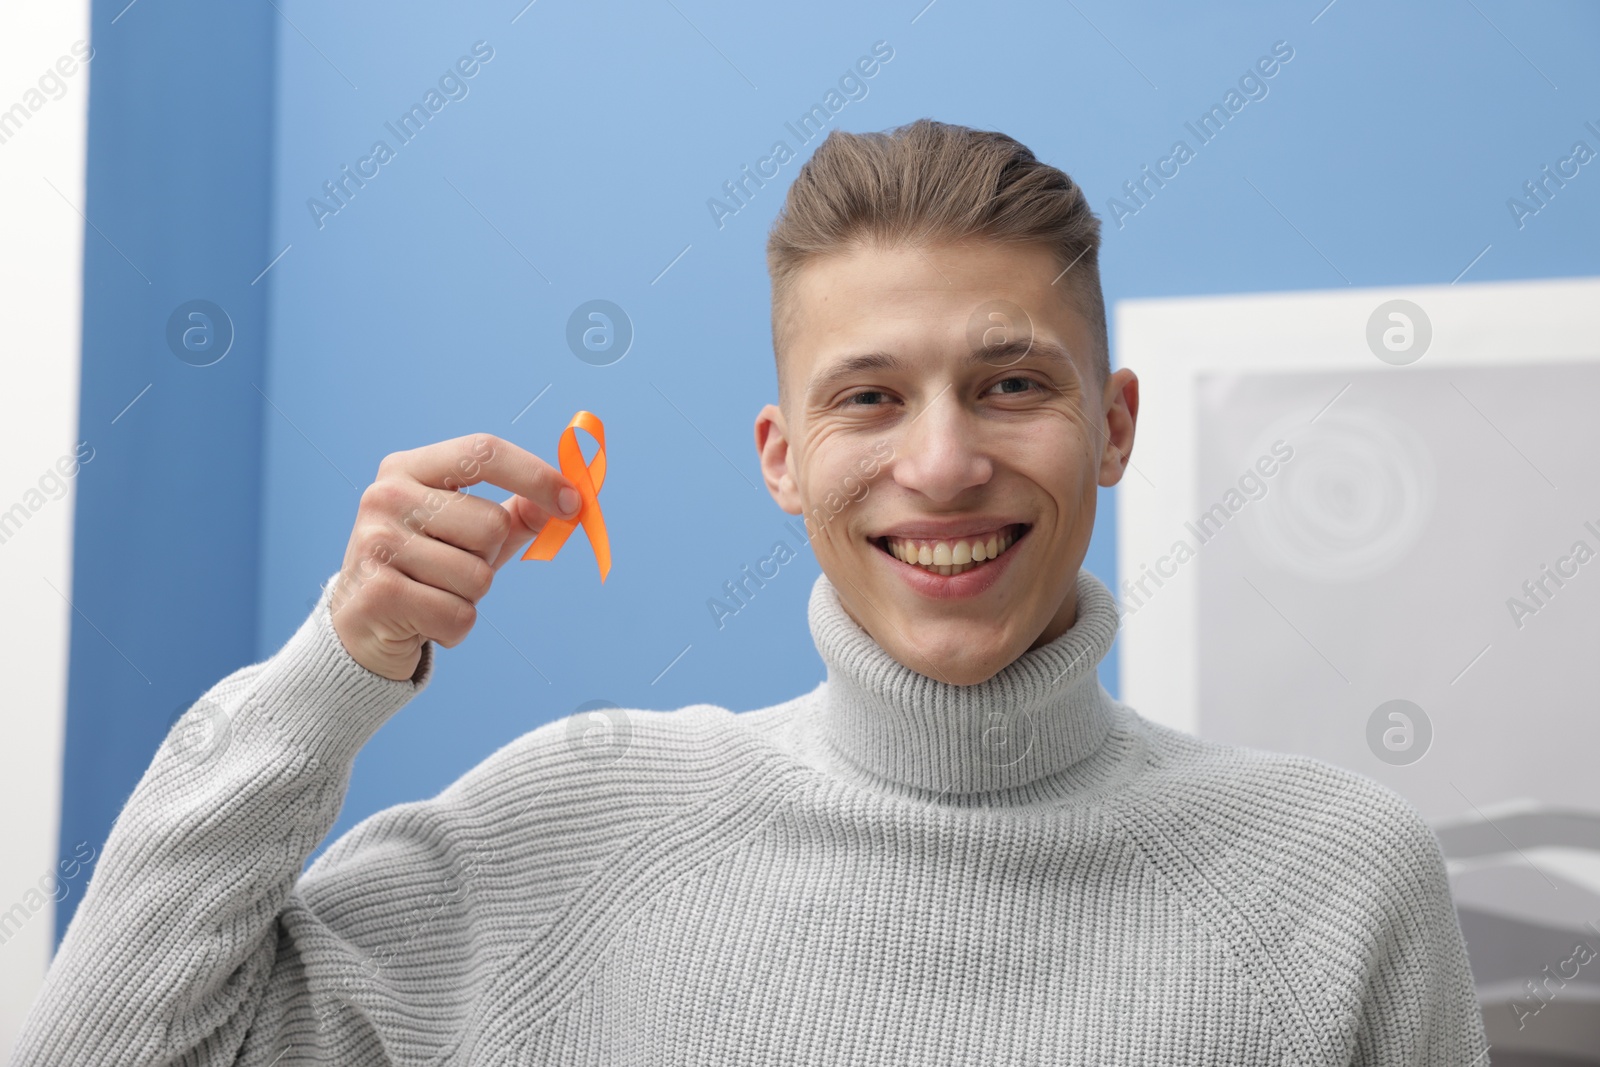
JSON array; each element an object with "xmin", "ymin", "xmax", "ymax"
[{"xmin": 890, "ymin": 388, "xmax": 993, "ymax": 503}]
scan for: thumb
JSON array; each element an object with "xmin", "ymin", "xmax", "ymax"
[{"xmin": 491, "ymin": 490, "xmax": 578, "ymax": 570}]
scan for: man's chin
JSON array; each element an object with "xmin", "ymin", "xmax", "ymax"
[
  {"xmin": 891, "ymin": 636, "xmax": 1012, "ymax": 686},
  {"xmin": 866, "ymin": 605, "xmax": 1021, "ymax": 686}
]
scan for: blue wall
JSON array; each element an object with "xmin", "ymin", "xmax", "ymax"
[
  {"xmin": 58, "ymin": 0, "xmax": 276, "ymax": 940},
  {"xmin": 63, "ymin": 0, "xmax": 1600, "ymax": 935}
]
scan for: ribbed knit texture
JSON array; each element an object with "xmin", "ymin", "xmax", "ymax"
[{"xmin": 10, "ymin": 568, "xmax": 1489, "ymax": 1066}]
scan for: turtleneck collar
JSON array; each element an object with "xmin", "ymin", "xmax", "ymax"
[{"xmin": 801, "ymin": 567, "xmax": 1124, "ymax": 803}]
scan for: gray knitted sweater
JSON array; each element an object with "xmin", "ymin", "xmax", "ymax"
[{"xmin": 11, "ymin": 568, "xmax": 1488, "ymax": 1065}]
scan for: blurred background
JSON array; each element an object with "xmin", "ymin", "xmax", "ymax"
[{"xmin": 2, "ymin": 0, "xmax": 1596, "ymax": 1060}]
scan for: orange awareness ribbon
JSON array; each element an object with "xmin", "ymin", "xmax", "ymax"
[{"xmin": 521, "ymin": 410, "xmax": 611, "ymax": 583}]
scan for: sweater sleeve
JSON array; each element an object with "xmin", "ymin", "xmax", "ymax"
[
  {"xmin": 7, "ymin": 572, "xmax": 434, "ymax": 1067},
  {"xmin": 1350, "ymin": 796, "xmax": 1490, "ymax": 1066}
]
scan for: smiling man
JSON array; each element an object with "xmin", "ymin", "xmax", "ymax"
[{"xmin": 13, "ymin": 120, "xmax": 1486, "ymax": 1066}]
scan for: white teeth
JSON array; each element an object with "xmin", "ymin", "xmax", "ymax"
[{"xmin": 881, "ymin": 527, "xmax": 1022, "ymax": 574}]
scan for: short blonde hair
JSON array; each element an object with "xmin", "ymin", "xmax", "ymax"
[{"xmin": 765, "ymin": 118, "xmax": 1108, "ymax": 402}]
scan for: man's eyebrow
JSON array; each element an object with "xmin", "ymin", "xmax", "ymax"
[{"xmin": 804, "ymin": 338, "xmax": 1079, "ymax": 398}]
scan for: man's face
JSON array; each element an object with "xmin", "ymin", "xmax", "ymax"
[{"xmin": 755, "ymin": 238, "xmax": 1138, "ymax": 686}]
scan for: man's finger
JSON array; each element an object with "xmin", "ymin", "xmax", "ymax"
[
  {"xmin": 387, "ymin": 524, "xmax": 497, "ymax": 602},
  {"xmin": 386, "ymin": 488, "xmax": 514, "ymax": 565},
  {"xmin": 490, "ymin": 493, "xmax": 558, "ymax": 571},
  {"xmin": 385, "ymin": 434, "xmax": 580, "ymax": 519},
  {"xmin": 383, "ymin": 574, "xmax": 478, "ymax": 649}
]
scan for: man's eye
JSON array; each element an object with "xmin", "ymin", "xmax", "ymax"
[
  {"xmin": 991, "ymin": 377, "xmax": 1037, "ymax": 394},
  {"xmin": 845, "ymin": 390, "xmax": 890, "ymax": 406}
]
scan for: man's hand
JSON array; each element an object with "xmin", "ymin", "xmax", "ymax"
[{"xmin": 328, "ymin": 433, "xmax": 582, "ymax": 680}]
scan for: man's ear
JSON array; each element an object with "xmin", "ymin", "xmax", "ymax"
[
  {"xmin": 754, "ymin": 403, "xmax": 803, "ymax": 515},
  {"xmin": 1097, "ymin": 367, "xmax": 1140, "ymax": 487}
]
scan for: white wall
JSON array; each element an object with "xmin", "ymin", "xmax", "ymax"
[{"xmin": 0, "ymin": 0, "xmax": 91, "ymax": 1053}]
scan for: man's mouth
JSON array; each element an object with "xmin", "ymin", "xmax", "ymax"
[{"xmin": 871, "ymin": 523, "xmax": 1031, "ymax": 577}]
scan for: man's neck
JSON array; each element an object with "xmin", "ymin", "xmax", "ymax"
[{"xmin": 801, "ymin": 568, "xmax": 1121, "ymax": 803}]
